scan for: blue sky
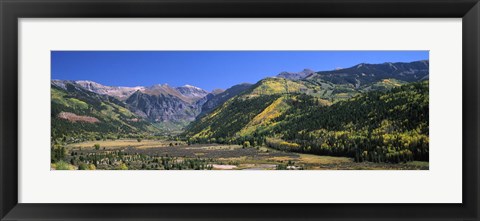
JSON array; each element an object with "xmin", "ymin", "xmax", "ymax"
[{"xmin": 51, "ymin": 51, "xmax": 428, "ymax": 91}]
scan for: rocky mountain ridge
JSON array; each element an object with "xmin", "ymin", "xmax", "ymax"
[{"xmin": 52, "ymin": 60, "xmax": 429, "ymax": 135}]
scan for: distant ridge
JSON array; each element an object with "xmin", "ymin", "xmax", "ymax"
[{"xmin": 52, "ymin": 59, "xmax": 429, "ymax": 138}]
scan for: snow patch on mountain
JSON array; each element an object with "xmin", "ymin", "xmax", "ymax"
[{"xmin": 74, "ymin": 80, "xmax": 145, "ymax": 100}]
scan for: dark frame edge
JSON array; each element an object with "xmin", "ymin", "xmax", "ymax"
[
  {"xmin": 1, "ymin": 0, "xmax": 479, "ymax": 221},
  {"xmin": 463, "ymin": 2, "xmax": 480, "ymax": 221},
  {"xmin": 1, "ymin": 0, "xmax": 19, "ymax": 220},
  {"xmin": 0, "ymin": 0, "xmax": 4, "ymax": 219}
]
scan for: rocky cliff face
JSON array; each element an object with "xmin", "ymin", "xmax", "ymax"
[
  {"xmin": 125, "ymin": 90, "xmax": 203, "ymax": 123},
  {"xmin": 124, "ymin": 84, "xmax": 208, "ymax": 123},
  {"xmin": 175, "ymin": 85, "xmax": 209, "ymax": 102}
]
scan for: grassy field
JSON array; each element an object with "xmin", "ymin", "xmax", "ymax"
[
  {"xmin": 57, "ymin": 139, "xmax": 428, "ymax": 170},
  {"xmin": 66, "ymin": 139, "xmax": 186, "ymax": 149}
]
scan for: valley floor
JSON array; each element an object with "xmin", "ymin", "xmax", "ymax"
[{"xmin": 55, "ymin": 139, "xmax": 429, "ymax": 170}]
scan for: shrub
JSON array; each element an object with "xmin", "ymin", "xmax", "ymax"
[
  {"xmin": 55, "ymin": 160, "xmax": 73, "ymax": 170},
  {"xmin": 79, "ymin": 163, "xmax": 96, "ymax": 170},
  {"xmin": 116, "ymin": 163, "xmax": 128, "ymax": 170}
]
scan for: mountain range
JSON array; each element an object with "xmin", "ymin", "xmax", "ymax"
[{"xmin": 51, "ymin": 60, "xmax": 429, "ymax": 144}]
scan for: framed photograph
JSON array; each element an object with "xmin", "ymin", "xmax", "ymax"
[{"xmin": 1, "ymin": 0, "xmax": 479, "ymax": 220}]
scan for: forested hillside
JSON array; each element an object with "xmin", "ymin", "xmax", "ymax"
[
  {"xmin": 52, "ymin": 60, "xmax": 429, "ymax": 165},
  {"xmin": 184, "ymin": 81, "xmax": 429, "ymax": 163},
  {"xmin": 270, "ymin": 81, "xmax": 429, "ymax": 163},
  {"xmin": 51, "ymin": 83, "xmax": 160, "ymax": 145}
]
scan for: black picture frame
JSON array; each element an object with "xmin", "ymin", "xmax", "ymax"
[{"xmin": 1, "ymin": 0, "xmax": 479, "ymax": 220}]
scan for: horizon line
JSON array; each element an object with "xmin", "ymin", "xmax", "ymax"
[{"xmin": 51, "ymin": 59, "xmax": 429, "ymax": 90}]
